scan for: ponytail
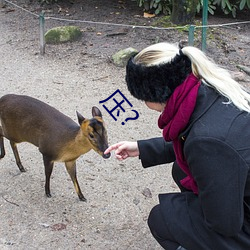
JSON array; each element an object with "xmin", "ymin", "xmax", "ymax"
[{"xmin": 182, "ymin": 46, "xmax": 250, "ymax": 112}]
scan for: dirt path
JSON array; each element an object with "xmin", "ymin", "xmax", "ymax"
[
  {"xmin": 0, "ymin": 3, "xmax": 175, "ymax": 250},
  {"xmin": 0, "ymin": 1, "xmax": 249, "ymax": 249}
]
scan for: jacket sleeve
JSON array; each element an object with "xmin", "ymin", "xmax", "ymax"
[
  {"xmin": 185, "ymin": 136, "xmax": 249, "ymax": 237},
  {"xmin": 137, "ymin": 137, "xmax": 175, "ymax": 168}
]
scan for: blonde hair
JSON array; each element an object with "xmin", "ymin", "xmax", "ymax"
[{"xmin": 134, "ymin": 42, "xmax": 250, "ymax": 113}]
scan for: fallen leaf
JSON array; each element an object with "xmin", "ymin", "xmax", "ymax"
[
  {"xmin": 143, "ymin": 12, "xmax": 155, "ymax": 18},
  {"xmin": 142, "ymin": 187, "xmax": 152, "ymax": 198},
  {"xmin": 51, "ymin": 223, "xmax": 67, "ymax": 231}
]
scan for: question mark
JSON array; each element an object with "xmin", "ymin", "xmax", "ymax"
[{"xmin": 121, "ymin": 110, "xmax": 139, "ymax": 125}]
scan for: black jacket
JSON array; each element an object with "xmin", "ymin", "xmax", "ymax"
[{"xmin": 138, "ymin": 84, "xmax": 250, "ymax": 249}]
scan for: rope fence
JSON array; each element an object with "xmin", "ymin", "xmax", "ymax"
[{"xmin": 3, "ymin": 0, "xmax": 250, "ymax": 55}]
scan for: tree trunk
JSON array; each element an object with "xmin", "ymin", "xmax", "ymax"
[{"xmin": 171, "ymin": 0, "xmax": 198, "ymax": 25}]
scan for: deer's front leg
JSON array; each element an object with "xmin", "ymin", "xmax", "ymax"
[
  {"xmin": 65, "ymin": 160, "xmax": 86, "ymax": 202},
  {"xmin": 43, "ymin": 155, "xmax": 54, "ymax": 198}
]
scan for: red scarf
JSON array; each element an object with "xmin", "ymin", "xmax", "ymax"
[{"xmin": 158, "ymin": 73, "xmax": 201, "ymax": 194}]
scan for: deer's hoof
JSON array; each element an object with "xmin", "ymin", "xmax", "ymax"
[
  {"xmin": 79, "ymin": 196, "xmax": 87, "ymax": 202},
  {"xmin": 46, "ymin": 193, "xmax": 52, "ymax": 198}
]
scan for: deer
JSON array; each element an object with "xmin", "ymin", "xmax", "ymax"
[{"xmin": 0, "ymin": 94, "xmax": 111, "ymax": 201}]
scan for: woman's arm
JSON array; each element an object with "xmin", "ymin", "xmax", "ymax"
[
  {"xmin": 104, "ymin": 137, "xmax": 175, "ymax": 168},
  {"xmin": 138, "ymin": 137, "xmax": 175, "ymax": 168}
]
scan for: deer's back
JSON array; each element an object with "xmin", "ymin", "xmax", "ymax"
[{"xmin": 0, "ymin": 94, "xmax": 79, "ymax": 147}]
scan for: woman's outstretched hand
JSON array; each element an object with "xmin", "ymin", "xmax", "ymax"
[{"xmin": 104, "ymin": 141, "xmax": 139, "ymax": 160}]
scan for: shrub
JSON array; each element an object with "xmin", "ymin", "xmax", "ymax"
[
  {"xmin": 136, "ymin": 0, "xmax": 250, "ymax": 17},
  {"xmin": 38, "ymin": 0, "xmax": 58, "ymax": 4},
  {"xmin": 135, "ymin": 0, "xmax": 172, "ymax": 15}
]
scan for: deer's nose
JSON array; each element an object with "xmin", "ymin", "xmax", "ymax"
[{"xmin": 103, "ymin": 152, "xmax": 111, "ymax": 159}]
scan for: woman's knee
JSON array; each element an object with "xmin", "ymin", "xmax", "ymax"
[
  {"xmin": 148, "ymin": 204, "xmax": 161, "ymax": 233},
  {"xmin": 148, "ymin": 205, "xmax": 179, "ymax": 249}
]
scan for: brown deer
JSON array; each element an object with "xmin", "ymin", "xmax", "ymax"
[{"xmin": 0, "ymin": 94, "xmax": 110, "ymax": 201}]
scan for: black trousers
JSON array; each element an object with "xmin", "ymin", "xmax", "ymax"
[{"xmin": 148, "ymin": 162, "xmax": 188, "ymax": 250}]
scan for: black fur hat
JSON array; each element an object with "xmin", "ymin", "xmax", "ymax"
[{"xmin": 125, "ymin": 52, "xmax": 192, "ymax": 103}]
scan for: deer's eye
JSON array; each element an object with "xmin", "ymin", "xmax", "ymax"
[{"xmin": 89, "ymin": 133, "xmax": 94, "ymax": 139}]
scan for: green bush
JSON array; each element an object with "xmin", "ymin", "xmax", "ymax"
[
  {"xmin": 38, "ymin": 0, "xmax": 58, "ymax": 4},
  {"xmin": 136, "ymin": 0, "xmax": 250, "ymax": 17},
  {"xmin": 135, "ymin": 0, "xmax": 172, "ymax": 15},
  {"xmin": 212, "ymin": 0, "xmax": 250, "ymax": 17},
  {"xmin": 196, "ymin": 0, "xmax": 216, "ymax": 15}
]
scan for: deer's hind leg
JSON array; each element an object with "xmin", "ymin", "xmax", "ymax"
[
  {"xmin": 65, "ymin": 161, "xmax": 86, "ymax": 202},
  {"xmin": 10, "ymin": 141, "xmax": 26, "ymax": 172},
  {"xmin": 0, "ymin": 126, "xmax": 5, "ymax": 159}
]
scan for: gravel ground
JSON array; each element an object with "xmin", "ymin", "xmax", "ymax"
[{"xmin": 0, "ymin": 1, "xmax": 249, "ymax": 249}]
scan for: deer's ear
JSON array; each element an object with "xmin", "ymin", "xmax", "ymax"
[
  {"xmin": 92, "ymin": 106, "xmax": 102, "ymax": 118},
  {"xmin": 76, "ymin": 111, "xmax": 85, "ymax": 125}
]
